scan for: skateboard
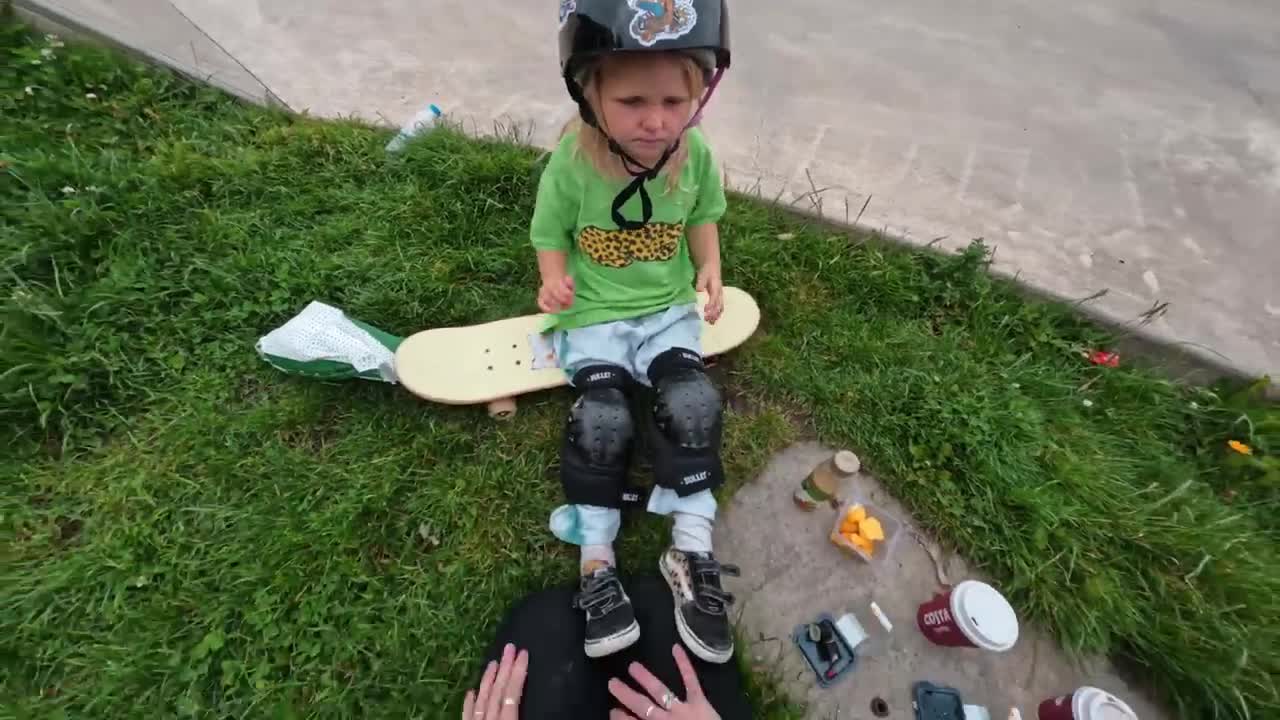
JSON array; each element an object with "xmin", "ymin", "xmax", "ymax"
[{"xmin": 395, "ymin": 286, "xmax": 760, "ymax": 419}]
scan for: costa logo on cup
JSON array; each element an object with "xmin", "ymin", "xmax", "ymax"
[{"xmin": 922, "ymin": 608, "xmax": 952, "ymax": 626}]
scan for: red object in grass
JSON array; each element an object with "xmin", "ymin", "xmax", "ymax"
[{"xmin": 1088, "ymin": 350, "xmax": 1120, "ymax": 367}]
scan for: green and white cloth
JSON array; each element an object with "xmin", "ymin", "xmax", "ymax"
[{"xmin": 256, "ymin": 301, "xmax": 402, "ymax": 383}]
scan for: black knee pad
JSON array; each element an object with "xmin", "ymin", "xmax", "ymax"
[
  {"xmin": 560, "ymin": 365, "xmax": 635, "ymax": 508},
  {"xmin": 644, "ymin": 348, "xmax": 724, "ymax": 496}
]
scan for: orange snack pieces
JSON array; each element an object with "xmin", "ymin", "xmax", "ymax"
[
  {"xmin": 859, "ymin": 517, "xmax": 885, "ymax": 542},
  {"xmin": 849, "ymin": 534, "xmax": 874, "ymax": 556},
  {"xmin": 833, "ymin": 504, "xmax": 887, "ymax": 558}
]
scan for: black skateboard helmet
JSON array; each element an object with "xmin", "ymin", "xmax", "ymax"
[
  {"xmin": 559, "ymin": 0, "xmax": 731, "ymax": 128},
  {"xmin": 555, "ymin": 0, "xmax": 732, "ymax": 229}
]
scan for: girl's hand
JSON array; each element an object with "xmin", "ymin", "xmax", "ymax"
[
  {"xmin": 463, "ymin": 643, "xmax": 529, "ymax": 720},
  {"xmin": 538, "ymin": 275, "xmax": 575, "ymax": 313},
  {"xmin": 695, "ymin": 266, "xmax": 723, "ymax": 325},
  {"xmin": 607, "ymin": 645, "xmax": 721, "ymax": 720}
]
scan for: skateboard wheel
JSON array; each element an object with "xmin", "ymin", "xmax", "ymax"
[{"xmin": 487, "ymin": 398, "xmax": 517, "ymax": 420}]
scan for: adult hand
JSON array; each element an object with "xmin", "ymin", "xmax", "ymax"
[
  {"xmin": 538, "ymin": 275, "xmax": 575, "ymax": 313},
  {"xmin": 607, "ymin": 645, "xmax": 721, "ymax": 720},
  {"xmin": 463, "ymin": 643, "xmax": 529, "ymax": 720},
  {"xmin": 695, "ymin": 267, "xmax": 723, "ymax": 325}
]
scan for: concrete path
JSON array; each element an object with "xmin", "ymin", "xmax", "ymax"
[
  {"xmin": 17, "ymin": 0, "xmax": 1280, "ymax": 378},
  {"xmin": 715, "ymin": 443, "xmax": 1169, "ymax": 720}
]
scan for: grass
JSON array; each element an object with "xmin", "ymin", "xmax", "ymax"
[{"xmin": 2, "ymin": 16, "xmax": 1277, "ymax": 719}]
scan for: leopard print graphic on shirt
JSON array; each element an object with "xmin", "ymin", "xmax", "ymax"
[{"xmin": 577, "ymin": 222, "xmax": 683, "ymax": 269}]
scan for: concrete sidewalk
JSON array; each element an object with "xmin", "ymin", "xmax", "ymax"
[{"xmin": 19, "ymin": 0, "xmax": 1280, "ymax": 378}]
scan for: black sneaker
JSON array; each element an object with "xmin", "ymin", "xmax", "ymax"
[
  {"xmin": 659, "ymin": 548, "xmax": 740, "ymax": 664},
  {"xmin": 572, "ymin": 566, "xmax": 641, "ymax": 658}
]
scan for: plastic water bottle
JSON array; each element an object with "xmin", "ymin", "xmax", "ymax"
[{"xmin": 386, "ymin": 103, "xmax": 442, "ymax": 153}]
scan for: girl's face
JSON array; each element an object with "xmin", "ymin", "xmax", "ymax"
[{"xmin": 595, "ymin": 53, "xmax": 699, "ymax": 167}]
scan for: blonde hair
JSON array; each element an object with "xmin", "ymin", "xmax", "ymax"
[{"xmin": 562, "ymin": 52, "xmax": 707, "ymax": 192}]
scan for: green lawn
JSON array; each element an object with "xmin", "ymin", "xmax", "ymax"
[{"xmin": 3, "ymin": 17, "xmax": 1278, "ymax": 719}]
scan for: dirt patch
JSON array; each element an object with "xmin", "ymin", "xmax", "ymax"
[
  {"xmin": 366, "ymin": 544, "xmax": 394, "ymax": 570},
  {"xmin": 236, "ymin": 374, "xmax": 272, "ymax": 403},
  {"xmin": 43, "ymin": 432, "xmax": 65, "ymax": 460},
  {"xmin": 707, "ymin": 354, "xmax": 757, "ymax": 416},
  {"xmin": 55, "ymin": 516, "xmax": 83, "ymax": 543},
  {"xmin": 275, "ymin": 405, "xmax": 344, "ymax": 452},
  {"xmin": 709, "ymin": 351, "xmax": 816, "ymax": 436},
  {"xmin": 275, "ymin": 426, "xmax": 339, "ymax": 452}
]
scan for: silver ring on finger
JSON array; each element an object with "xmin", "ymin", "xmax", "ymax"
[{"xmin": 661, "ymin": 692, "xmax": 674, "ymax": 710}]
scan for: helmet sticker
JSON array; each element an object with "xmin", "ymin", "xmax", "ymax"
[
  {"xmin": 628, "ymin": 0, "xmax": 698, "ymax": 47},
  {"xmin": 559, "ymin": 0, "xmax": 577, "ymax": 29}
]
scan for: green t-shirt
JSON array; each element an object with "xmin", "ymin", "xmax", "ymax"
[{"xmin": 530, "ymin": 128, "xmax": 727, "ymax": 331}]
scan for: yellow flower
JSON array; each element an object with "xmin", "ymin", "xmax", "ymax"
[{"xmin": 1227, "ymin": 440, "xmax": 1252, "ymax": 456}]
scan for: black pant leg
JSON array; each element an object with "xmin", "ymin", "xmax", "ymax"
[
  {"xmin": 481, "ymin": 577, "xmax": 752, "ymax": 719},
  {"xmin": 482, "ymin": 584, "xmax": 612, "ymax": 719}
]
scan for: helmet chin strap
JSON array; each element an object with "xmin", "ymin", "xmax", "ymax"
[
  {"xmin": 688, "ymin": 66, "xmax": 725, "ymax": 128},
  {"xmin": 607, "ymin": 137, "xmax": 679, "ymax": 231},
  {"xmin": 603, "ymin": 66, "xmax": 726, "ymax": 231}
]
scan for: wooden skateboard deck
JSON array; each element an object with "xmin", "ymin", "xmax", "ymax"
[{"xmin": 395, "ymin": 287, "xmax": 760, "ymax": 419}]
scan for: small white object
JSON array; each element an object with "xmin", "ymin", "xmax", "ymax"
[
  {"xmin": 834, "ymin": 613, "xmax": 868, "ymax": 650},
  {"xmin": 1008, "ymin": 709, "xmax": 1023, "ymax": 720},
  {"xmin": 1082, "ymin": 399, "xmax": 1094, "ymax": 407},
  {"xmin": 1142, "ymin": 269, "xmax": 1160, "ymax": 294},
  {"xmin": 60, "ymin": 186, "xmax": 76, "ymax": 194},
  {"xmin": 870, "ymin": 601, "xmax": 893, "ymax": 633},
  {"xmin": 529, "ymin": 332, "xmax": 558, "ymax": 370},
  {"xmin": 833, "ymin": 450, "xmax": 861, "ymax": 474},
  {"xmin": 963, "ymin": 705, "xmax": 992, "ymax": 720},
  {"xmin": 386, "ymin": 103, "xmax": 442, "ymax": 153},
  {"xmin": 1072, "ymin": 686, "xmax": 1139, "ymax": 720},
  {"xmin": 85, "ymin": 92, "xmax": 98, "ymax": 100},
  {"xmin": 951, "ymin": 580, "xmax": 1019, "ymax": 652}
]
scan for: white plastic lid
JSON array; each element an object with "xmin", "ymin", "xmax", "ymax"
[
  {"xmin": 1074, "ymin": 686, "xmax": 1139, "ymax": 720},
  {"xmin": 833, "ymin": 451, "xmax": 861, "ymax": 474},
  {"xmin": 950, "ymin": 580, "xmax": 1019, "ymax": 651}
]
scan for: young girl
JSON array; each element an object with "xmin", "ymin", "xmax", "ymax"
[{"xmin": 533, "ymin": 0, "xmax": 739, "ymax": 664}]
